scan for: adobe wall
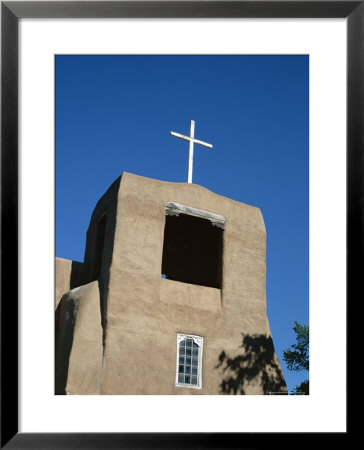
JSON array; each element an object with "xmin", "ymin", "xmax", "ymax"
[
  {"xmin": 98, "ymin": 173, "xmax": 285, "ymax": 394},
  {"xmin": 55, "ymin": 257, "xmax": 89, "ymax": 309},
  {"xmin": 55, "ymin": 281, "xmax": 103, "ymax": 395},
  {"xmin": 56, "ymin": 172, "xmax": 286, "ymax": 395}
]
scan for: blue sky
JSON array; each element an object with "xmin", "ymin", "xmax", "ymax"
[{"xmin": 56, "ymin": 55, "xmax": 309, "ymax": 393}]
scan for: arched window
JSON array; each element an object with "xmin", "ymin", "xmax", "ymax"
[{"xmin": 176, "ymin": 334, "xmax": 203, "ymax": 389}]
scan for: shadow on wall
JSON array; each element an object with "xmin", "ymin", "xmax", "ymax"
[
  {"xmin": 70, "ymin": 260, "xmax": 89, "ymax": 291},
  {"xmin": 216, "ymin": 334, "xmax": 287, "ymax": 395},
  {"xmin": 55, "ymin": 296, "xmax": 78, "ymax": 395}
]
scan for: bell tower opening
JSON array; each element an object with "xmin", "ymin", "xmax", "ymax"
[{"xmin": 161, "ymin": 208, "xmax": 223, "ymax": 289}]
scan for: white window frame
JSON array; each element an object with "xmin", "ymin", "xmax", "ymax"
[{"xmin": 175, "ymin": 333, "xmax": 203, "ymax": 389}]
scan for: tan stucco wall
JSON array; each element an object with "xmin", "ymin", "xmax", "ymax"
[
  {"xmin": 55, "ymin": 257, "xmax": 72, "ymax": 309},
  {"xmin": 55, "ymin": 172, "xmax": 286, "ymax": 395},
  {"xmin": 55, "ymin": 257, "xmax": 90, "ymax": 309},
  {"xmin": 55, "ymin": 281, "xmax": 103, "ymax": 395}
]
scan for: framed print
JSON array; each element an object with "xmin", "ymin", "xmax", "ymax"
[{"xmin": 1, "ymin": 1, "xmax": 356, "ymax": 447}]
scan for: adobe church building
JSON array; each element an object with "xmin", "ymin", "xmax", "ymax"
[{"xmin": 55, "ymin": 172, "xmax": 287, "ymax": 395}]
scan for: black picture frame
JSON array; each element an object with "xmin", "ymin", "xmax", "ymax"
[{"xmin": 1, "ymin": 1, "xmax": 355, "ymax": 447}]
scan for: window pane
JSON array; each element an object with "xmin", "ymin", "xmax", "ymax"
[
  {"xmin": 176, "ymin": 334, "xmax": 203, "ymax": 389},
  {"xmin": 178, "ymin": 374, "xmax": 184, "ymax": 383}
]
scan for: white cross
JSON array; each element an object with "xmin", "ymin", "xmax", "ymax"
[{"xmin": 171, "ymin": 120, "xmax": 213, "ymax": 184}]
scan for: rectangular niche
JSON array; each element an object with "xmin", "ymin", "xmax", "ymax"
[{"xmin": 161, "ymin": 202, "xmax": 224, "ymax": 289}]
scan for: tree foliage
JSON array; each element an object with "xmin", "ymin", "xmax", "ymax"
[
  {"xmin": 292, "ymin": 379, "xmax": 309, "ymax": 395},
  {"xmin": 283, "ymin": 321, "xmax": 309, "ymax": 394},
  {"xmin": 283, "ymin": 321, "xmax": 309, "ymax": 371}
]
